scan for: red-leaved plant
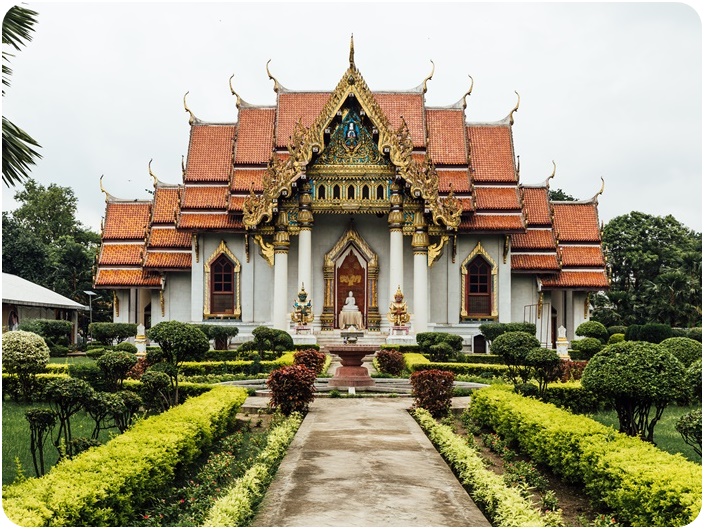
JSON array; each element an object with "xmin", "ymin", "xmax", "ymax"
[
  {"xmin": 293, "ymin": 349, "xmax": 326, "ymax": 374},
  {"xmin": 376, "ymin": 349, "xmax": 404, "ymax": 375},
  {"xmin": 267, "ymin": 364, "xmax": 317, "ymax": 415},
  {"xmin": 410, "ymin": 369, "xmax": 455, "ymax": 418}
]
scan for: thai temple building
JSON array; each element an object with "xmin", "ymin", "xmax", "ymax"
[{"xmin": 94, "ymin": 41, "xmax": 609, "ymax": 351}]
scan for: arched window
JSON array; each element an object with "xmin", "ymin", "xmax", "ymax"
[
  {"xmin": 318, "ymin": 185, "xmax": 326, "ymax": 200},
  {"xmin": 211, "ymin": 254, "xmax": 235, "ymax": 314},
  {"xmin": 467, "ymin": 256, "xmax": 491, "ymax": 317},
  {"xmin": 333, "ymin": 185, "xmax": 341, "ymax": 200},
  {"xmin": 362, "ymin": 185, "xmax": 370, "ymax": 200},
  {"xmin": 376, "ymin": 184, "xmax": 384, "ymax": 200}
]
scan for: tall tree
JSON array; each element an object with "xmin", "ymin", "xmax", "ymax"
[
  {"xmin": 600, "ymin": 211, "xmax": 702, "ymax": 327},
  {"xmin": 2, "ymin": 5, "xmax": 41, "ymax": 187},
  {"xmin": 548, "ymin": 188, "xmax": 577, "ymax": 201}
]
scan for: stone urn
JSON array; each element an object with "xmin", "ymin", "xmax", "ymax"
[{"xmin": 326, "ymin": 344, "xmax": 377, "ymax": 389}]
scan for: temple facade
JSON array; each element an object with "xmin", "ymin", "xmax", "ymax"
[{"xmin": 95, "ymin": 44, "xmax": 609, "ymax": 351}]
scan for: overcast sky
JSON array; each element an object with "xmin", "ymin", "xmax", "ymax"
[{"xmin": 2, "ymin": 1, "xmax": 702, "ymax": 233}]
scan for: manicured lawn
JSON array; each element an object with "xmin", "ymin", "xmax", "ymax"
[
  {"xmin": 588, "ymin": 404, "xmax": 701, "ymax": 464},
  {"xmin": 48, "ymin": 355, "xmax": 95, "ymax": 365},
  {"xmin": 2, "ymin": 399, "xmax": 119, "ymax": 485}
]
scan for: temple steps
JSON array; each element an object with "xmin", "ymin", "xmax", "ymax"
[{"xmin": 312, "ymin": 330, "xmax": 388, "ymax": 350}]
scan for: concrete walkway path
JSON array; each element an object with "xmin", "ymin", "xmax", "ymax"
[{"xmin": 251, "ymin": 398, "xmax": 489, "ymax": 527}]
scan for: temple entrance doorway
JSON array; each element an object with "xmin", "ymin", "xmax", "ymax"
[{"xmin": 321, "ymin": 223, "xmax": 381, "ymax": 331}]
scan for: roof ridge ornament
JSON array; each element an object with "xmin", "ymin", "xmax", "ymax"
[
  {"xmin": 228, "ymin": 74, "xmax": 243, "ymax": 109},
  {"xmin": 422, "ymin": 60, "xmax": 435, "ymax": 94},
  {"xmin": 183, "ymin": 92, "xmax": 199, "ymax": 125},
  {"xmin": 462, "ymin": 75, "xmax": 474, "ymax": 109},
  {"xmin": 349, "ymin": 34, "xmax": 355, "ymax": 70},
  {"xmin": 148, "ymin": 158, "xmax": 159, "ymax": 187},
  {"xmin": 509, "ymin": 91, "xmax": 520, "ymax": 125},
  {"xmin": 266, "ymin": 60, "xmax": 282, "ymax": 93}
]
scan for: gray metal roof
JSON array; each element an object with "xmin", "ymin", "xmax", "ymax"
[{"xmin": 2, "ymin": 273, "xmax": 89, "ymax": 311}]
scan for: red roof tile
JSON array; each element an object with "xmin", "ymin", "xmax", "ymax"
[
  {"xmin": 560, "ymin": 246, "xmax": 605, "ymax": 267},
  {"xmin": 512, "ymin": 254, "xmax": 560, "ymax": 271},
  {"xmin": 426, "ymin": 109, "xmax": 467, "ymax": 164},
  {"xmin": 552, "ymin": 203, "xmax": 601, "ymax": 242},
  {"xmin": 438, "ymin": 169, "xmax": 471, "ymax": 193},
  {"xmin": 234, "ymin": 108, "xmax": 276, "ymax": 164},
  {"xmin": 375, "ymin": 93, "xmax": 425, "ymax": 148},
  {"xmin": 228, "ymin": 195, "xmax": 246, "ymax": 212},
  {"xmin": 102, "ymin": 202, "xmax": 151, "ymax": 240},
  {"xmin": 181, "ymin": 186, "xmax": 229, "ymax": 209},
  {"xmin": 152, "ymin": 186, "xmax": 180, "ymax": 224},
  {"xmin": 459, "ymin": 214, "xmax": 524, "ymax": 231},
  {"xmin": 177, "ymin": 213, "xmax": 244, "ymax": 230},
  {"xmin": 474, "ymin": 186, "xmax": 521, "ymax": 210},
  {"xmin": 468, "ymin": 125, "xmax": 516, "ymax": 183},
  {"xmin": 522, "ymin": 187, "xmax": 551, "ymax": 225},
  {"xmin": 99, "ymin": 244, "xmax": 143, "ymax": 266},
  {"xmin": 144, "ymin": 252, "xmax": 191, "ymax": 269},
  {"xmin": 540, "ymin": 271, "xmax": 610, "ymax": 289},
  {"xmin": 231, "ymin": 169, "xmax": 266, "ymax": 192},
  {"xmin": 459, "ymin": 198, "xmax": 474, "ymax": 213},
  {"xmin": 185, "ymin": 125, "xmax": 236, "ymax": 182},
  {"xmin": 276, "ymin": 93, "xmax": 330, "ymax": 148},
  {"xmin": 94, "ymin": 269, "xmax": 162, "ymax": 287},
  {"xmin": 148, "ymin": 228, "xmax": 191, "ymax": 248},
  {"xmin": 511, "ymin": 229, "xmax": 557, "ymax": 251}
]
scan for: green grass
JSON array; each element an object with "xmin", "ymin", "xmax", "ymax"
[
  {"xmin": 48, "ymin": 356, "xmax": 95, "ymax": 365},
  {"xmin": 587, "ymin": 404, "xmax": 701, "ymax": 464},
  {"xmin": 2, "ymin": 399, "xmax": 119, "ymax": 485}
]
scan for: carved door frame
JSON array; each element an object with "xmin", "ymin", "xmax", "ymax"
[{"xmin": 321, "ymin": 225, "xmax": 381, "ymax": 331}]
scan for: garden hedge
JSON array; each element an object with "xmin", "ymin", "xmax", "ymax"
[
  {"xmin": 412, "ymin": 408, "xmax": 550, "ymax": 527},
  {"xmin": 468, "ymin": 386, "xmax": 701, "ymax": 526},
  {"xmin": 404, "ymin": 353, "xmax": 508, "ymax": 378},
  {"xmin": 2, "ymin": 385, "xmax": 248, "ymax": 526}
]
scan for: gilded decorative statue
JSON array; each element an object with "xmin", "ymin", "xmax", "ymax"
[
  {"xmin": 291, "ymin": 284, "xmax": 314, "ymax": 325},
  {"xmin": 387, "ymin": 285, "xmax": 410, "ymax": 326}
]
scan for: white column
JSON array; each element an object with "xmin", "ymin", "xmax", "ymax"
[
  {"xmin": 273, "ymin": 251, "xmax": 289, "ymax": 330},
  {"xmin": 413, "ymin": 252, "xmax": 428, "ymax": 333},
  {"xmin": 298, "ymin": 228, "xmax": 312, "ymax": 295},
  {"xmin": 190, "ymin": 234, "xmax": 204, "ymax": 322},
  {"xmin": 389, "ymin": 229, "xmax": 404, "ymax": 302}
]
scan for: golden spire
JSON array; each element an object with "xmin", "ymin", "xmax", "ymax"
[
  {"xmin": 349, "ymin": 34, "xmax": 355, "ymax": 70},
  {"xmin": 266, "ymin": 60, "xmax": 281, "ymax": 93}
]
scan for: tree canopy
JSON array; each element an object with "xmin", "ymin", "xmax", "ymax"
[{"xmin": 594, "ymin": 211, "xmax": 702, "ymax": 328}]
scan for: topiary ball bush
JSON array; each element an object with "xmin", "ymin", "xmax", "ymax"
[
  {"xmin": 114, "ymin": 342, "xmax": 138, "ymax": 354},
  {"xmin": 570, "ymin": 337, "xmax": 604, "ymax": 359},
  {"xmin": 607, "ymin": 333, "xmax": 625, "ymax": 345},
  {"xmin": 2, "ymin": 330, "xmax": 51, "ymax": 401},
  {"xmin": 659, "ymin": 337, "xmax": 702, "ymax": 368},
  {"xmin": 575, "ymin": 321, "xmax": 609, "ymax": 343}
]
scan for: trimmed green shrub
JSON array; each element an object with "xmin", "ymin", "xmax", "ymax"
[
  {"xmin": 237, "ymin": 326, "xmax": 294, "ymax": 358},
  {"xmin": 2, "ymin": 372, "xmax": 69, "ymax": 401},
  {"xmin": 18, "ymin": 319, "xmax": 72, "ymax": 354},
  {"xmin": 569, "ymin": 337, "xmax": 604, "ymax": 359},
  {"xmin": 44, "ymin": 377, "xmax": 95, "ymax": 457},
  {"xmin": 410, "ymin": 369, "xmax": 455, "ymax": 418},
  {"xmin": 462, "ymin": 354, "xmax": 503, "ymax": 365},
  {"xmin": 675, "ymin": 408, "xmax": 702, "ymax": 457},
  {"xmin": 478, "ymin": 322, "xmax": 507, "ymax": 343},
  {"xmin": 293, "ymin": 343, "xmax": 321, "ymax": 351},
  {"xmin": 96, "ymin": 351, "xmax": 138, "ymax": 391},
  {"xmin": 2, "ymin": 386, "xmax": 248, "ymax": 527},
  {"xmin": 624, "ymin": 324, "xmax": 642, "ymax": 341},
  {"xmin": 411, "ymin": 362, "xmax": 508, "ymax": 378},
  {"xmin": 293, "ymin": 348, "xmax": 326, "ymax": 374},
  {"xmin": 489, "ymin": 331, "xmax": 539, "ymax": 383},
  {"xmin": 68, "ymin": 362, "xmax": 104, "ymax": 390},
  {"xmin": 2, "ymin": 330, "xmax": 51, "ymax": 401},
  {"xmin": 413, "ymin": 408, "xmax": 547, "ymax": 527},
  {"xmin": 203, "ymin": 412, "xmax": 303, "ymax": 526},
  {"xmin": 86, "ymin": 348, "xmax": 107, "ymax": 359},
  {"xmin": 687, "ymin": 327, "xmax": 702, "ymax": 342},
  {"xmin": 416, "ymin": 332, "xmax": 464, "ymax": 361},
  {"xmin": 659, "ymin": 337, "xmax": 702, "ymax": 367},
  {"xmin": 575, "ymin": 321, "xmax": 609, "ymax": 343},
  {"xmin": 686, "ymin": 359, "xmax": 702, "ymax": 402},
  {"xmin": 639, "ymin": 323, "xmax": 673, "ymax": 343},
  {"xmin": 525, "ymin": 347, "xmax": 561, "ymax": 398},
  {"xmin": 469, "ymin": 385, "xmax": 702, "ymax": 526},
  {"xmin": 88, "ymin": 322, "xmax": 138, "ymax": 345},
  {"xmin": 375, "ymin": 349, "xmax": 405, "ymax": 375},
  {"xmin": 582, "ymin": 341, "xmax": 687, "ymax": 442},
  {"xmin": 607, "ymin": 325, "xmax": 627, "ymax": 336},
  {"xmin": 25, "ymin": 407, "xmax": 57, "ymax": 477},
  {"xmin": 607, "ymin": 333, "xmax": 625, "ymax": 345},
  {"xmin": 541, "ymin": 381, "xmax": 610, "ymax": 413},
  {"xmin": 196, "ymin": 324, "xmax": 239, "ymax": 350},
  {"xmin": 429, "ymin": 341, "xmax": 455, "ymax": 362},
  {"xmin": 378, "ymin": 343, "xmax": 421, "ymax": 353},
  {"xmin": 202, "ymin": 349, "xmax": 239, "ymax": 361},
  {"xmin": 113, "ymin": 342, "xmax": 138, "ymax": 354},
  {"xmin": 505, "ymin": 322, "xmax": 537, "ymax": 335},
  {"xmin": 267, "ymin": 364, "xmax": 317, "ymax": 415}
]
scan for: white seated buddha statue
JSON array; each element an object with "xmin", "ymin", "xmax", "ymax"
[{"xmin": 342, "ymin": 291, "xmax": 359, "ymax": 312}]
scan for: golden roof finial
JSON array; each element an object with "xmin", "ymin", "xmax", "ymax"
[
  {"xmin": 598, "ymin": 176, "xmax": 605, "ymax": 196},
  {"xmin": 228, "ymin": 74, "xmax": 242, "ymax": 109},
  {"xmin": 462, "ymin": 75, "xmax": 474, "ymax": 109},
  {"xmin": 183, "ymin": 91, "xmax": 196, "ymax": 124},
  {"xmin": 99, "ymin": 174, "xmax": 106, "ymax": 196},
  {"xmin": 181, "ymin": 155, "xmax": 186, "ymax": 177},
  {"xmin": 266, "ymin": 60, "xmax": 281, "ymax": 93},
  {"xmin": 148, "ymin": 158, "xmax": 159, "ymax": 186},
  {"xmin": 509, "ymin": 91, "xmax": 520, "ymax": 125},
  {"xmin": 548, "ymin": 160, "xmax": 556, "ymax": 181},
  {"xmin": 349, "ymin": 34, "xmax": 355, "ymax": 70},
  {"xmin": 422, "ymin": 60, "xmax": 435, "ymax": 94}
]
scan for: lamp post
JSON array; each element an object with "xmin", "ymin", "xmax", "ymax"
[{"xmin": 84, "ymin": 290, "xmax": 97, "ymax": 323}]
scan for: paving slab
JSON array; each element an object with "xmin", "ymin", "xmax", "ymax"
[{"xmin": 251, "ymin": 398, "xmax": 489, "ymax": 527}]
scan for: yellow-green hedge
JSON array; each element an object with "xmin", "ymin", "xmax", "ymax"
[
  {"xmin": 469, "ymin": 386, "xmax": 702, "ymax": 526},
  {"xmin": 2, "ymin": 385, "xmax": 248, "ymax": 527},
  {"xmin": 403, "ymin": 353, "xmax": 508, "ymax": 377}
]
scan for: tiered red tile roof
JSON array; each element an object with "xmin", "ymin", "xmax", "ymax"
[{"xmin": 95, "ymin": 59, "xmax": 606, "ymax": 290}]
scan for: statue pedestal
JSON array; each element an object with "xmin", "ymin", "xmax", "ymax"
[
  {"xmin": 135, "ymin": 323, "xmax": 147, "ymax": 358},
  {"xmin": 556, "ymin": 325, "xmax": 570, "ymax": 359},
  {"xmin": 339, "ymin": 310, "xmax": 363, "ymax": 329},
  {"xmin": 293, "ymin": 334, "xmax": 317, "ymax": 346}
]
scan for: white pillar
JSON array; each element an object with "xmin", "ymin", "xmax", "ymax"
[
  {"xmin": 413, "ymin": 252, "xmax": 428, "ymax": 333},
  {"xmin": 273, "ymin": 251, "xmax": 289, "ymax": 330},
  {"xmin": 298, "ymin": 228, "xmax": 312, "ymax": 296},
  {"xmin": 389, "ymin": 229, "xmax": 404, "ymax": 302},
  {"xmin": 191, "ymin": 234, "xmax": 204, "ymax": 322}
]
